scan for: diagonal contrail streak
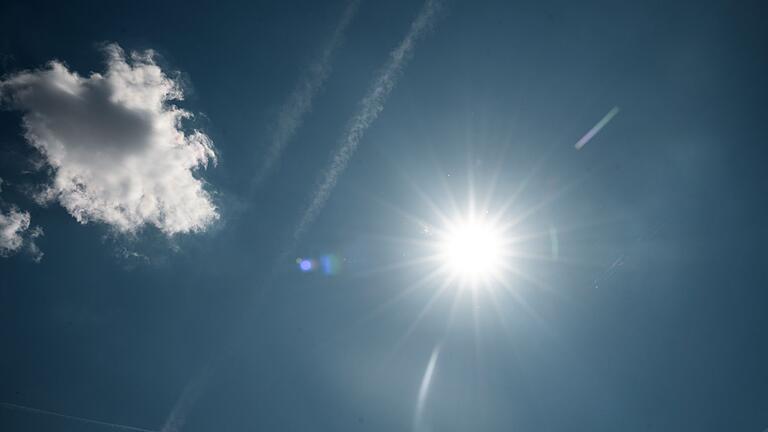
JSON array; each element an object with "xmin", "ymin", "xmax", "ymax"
[
  {"xmin": 290, "ymin": 0, "xmax": 443, "ymax": 248},
  {"xmin": 159, "ymin": 4, "xmax": 361, "ymax": 430},
  {"xmin": 0, "ymin": 401, "xmax": 157, "ymax": 432},
  {"xmin": 252, "ymin": 0, "xmax": 361, "ymax": 189},
  {"xmin": 160, "ymin": 2, "xmax": 444, "ymax": 431}
]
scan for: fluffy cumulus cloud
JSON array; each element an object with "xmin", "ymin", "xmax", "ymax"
[{"xmin": 0, "ymin": 44, "xmax": 218, "ymax": 235}]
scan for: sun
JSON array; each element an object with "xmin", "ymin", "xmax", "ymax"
[{"xmin": 436, "ymin": 215, "xmax": 509, "ymax": 288}]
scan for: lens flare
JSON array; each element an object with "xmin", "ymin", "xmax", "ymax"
[
  {"xmin": 297, "ymin": 257, "xmax": 315, "ymax": 272},
  {"xmin": 296, "ymin": 255, "xmax": 344, "ymax": 275},
  {"xmin": 320, "ymin": 254, "xmax": 343, "ymax": 275}
]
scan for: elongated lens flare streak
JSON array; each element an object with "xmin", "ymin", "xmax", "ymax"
[{"xmin": 575, "ymin": 106, "xmax": 620, "ymax": 150}]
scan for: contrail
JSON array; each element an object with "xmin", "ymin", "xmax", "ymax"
[
  {"xmin": 161, "ymin": 2, "xmax": 442, "ymax": 430},
  {"xmin": 0, "ymin": 401, "xmax": 157, "ymax": 432},
  {"xmin": 291, "ymin": 0, "xmax": 443, "ymax": 247},
  {"xmin": 574, "ymin": 106, "xmax": 620, "ymax": 149},
  {"xmin": 252, "ymin": 0, "xmax": 361, "ymax": 188},
  {"xmin": 413, "ymin": 345, "xmax": 441, "ymax": 432},
  {"xmin": 161, "ymin": 4, "xmax": 360, "ymax": 428}
]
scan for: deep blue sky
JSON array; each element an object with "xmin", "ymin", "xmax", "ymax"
[{"xmin": 1, "ymin": 0, "xmax": 767, "ymax": 431}]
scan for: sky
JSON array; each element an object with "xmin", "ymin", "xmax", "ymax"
[{"xmin": 1, "ymin": 0, "xmax": 767, "ymax": 431}]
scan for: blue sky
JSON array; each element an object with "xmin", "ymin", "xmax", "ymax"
[{"xmin": 1, "ymin": 0, "xmax": 767, "ymax": 431}]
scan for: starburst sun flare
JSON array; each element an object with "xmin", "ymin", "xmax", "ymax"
[{"xmin": 434, "ymin": 214, "xmax": 512, "ymax": 290}]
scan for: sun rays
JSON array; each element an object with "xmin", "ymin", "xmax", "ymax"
[{"xmin": 433, "ymin": 213, "xmax": 511, "ymax": 290}]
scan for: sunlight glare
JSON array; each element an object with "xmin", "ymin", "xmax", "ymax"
[{"xmin": 438, "ymin": 216, "xmax": 507, "ymax": 287}]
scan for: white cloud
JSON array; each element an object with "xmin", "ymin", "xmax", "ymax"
[
  {"xmin": 0, "ymin": 206, "xmax": 30, "ymax": 255},
  {"xmin": 0, "ymin": 177, "xmax": 43, "ymax": 261},
  {"xmin": 0, "ymin": 205, "xmax": 43, "ymax": 261},
  {"xmin": 0, "ymin": 44, "xmax": 218, "ymax": 235}
]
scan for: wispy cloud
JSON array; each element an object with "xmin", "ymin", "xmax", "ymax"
[
  {"xmin": 0, "ymin": 178, "xmax": 43, "ymax": 261},
  {"xmin": 0, "ymin": 206, "xmax": 41, "ymax": 260},
  {"xmin": 291, "ymin": 0, "xmax": 443, "ymax": 247},
  {"xmin": 575, "ymin": 106, "xmax": 620, "ymax": 150},
  {"xmin": 252, "ymin": 0, "xmax": 361, "ymax": 188}
]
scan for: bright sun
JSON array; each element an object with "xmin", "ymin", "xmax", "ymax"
[{"xmin": 437, "ymin": 216, "xmax": 508, "ymax": 288}]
